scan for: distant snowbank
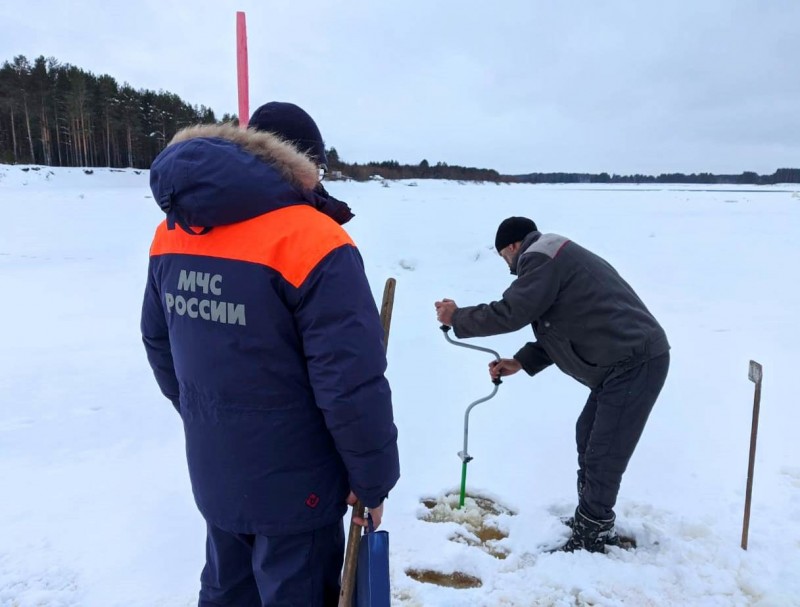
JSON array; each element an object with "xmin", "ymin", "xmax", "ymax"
[
  {"xmin": 0, "ymin": 164, "xmax": 149, "ymax": 190},
  {"xmin": 2, "ymin": 164, "xmax": 798, "ymax": 192}
]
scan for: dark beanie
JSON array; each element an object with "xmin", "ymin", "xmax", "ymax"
[
  {"xmin": 248, "ymin": 102, "xmax": 328, "ymax": 167},
  {"xmin": 495, "ymin": 217, "xmax": 538, "ymax": 251}
]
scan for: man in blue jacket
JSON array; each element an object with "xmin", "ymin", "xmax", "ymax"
[
  {"xmin": 436, "ymin": 217, "xmax": 669, "ymax": 553},
  {"xmin": 141, "ymin": 102, "xmax": 399, "ymax": 606}
]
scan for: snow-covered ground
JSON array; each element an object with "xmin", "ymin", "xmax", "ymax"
[{"xmin": 1, "ymin": 164, "xmax": 798, "ymax": 606}]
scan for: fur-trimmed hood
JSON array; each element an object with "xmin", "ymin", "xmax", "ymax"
[
  {"xmin": 149, "ymin": 123, "xmax": 351, "ymax": 229},
  {"xmin": 169, "ymin": 124, "xmax": 320, "ymax": 191}
]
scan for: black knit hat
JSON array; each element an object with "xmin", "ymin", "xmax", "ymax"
[
  {"xmin": 248, "ymin": 101, "xmax": 328, "ymax": 167},
  {"xmin": 495, "ymin": 217, "xmax": 538, "ymax": 251}
]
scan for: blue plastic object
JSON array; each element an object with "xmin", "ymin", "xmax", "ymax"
[{"xmin": 353, "ymin": 514, "xmax": 390, "ymax": 607}]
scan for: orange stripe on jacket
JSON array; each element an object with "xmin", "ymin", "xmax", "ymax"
[{"xmin": 149, "ymin": 204, "xmax": 355, "ymax": 288}]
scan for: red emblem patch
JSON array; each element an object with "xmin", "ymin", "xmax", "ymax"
[{"xmin": 305, "ymin": 493, "xmax": 320, "ymax": 508}]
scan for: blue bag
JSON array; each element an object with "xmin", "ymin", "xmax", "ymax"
[{"xmin": 353, "ymin": 514, "xmax": 390, "ymax": 607}]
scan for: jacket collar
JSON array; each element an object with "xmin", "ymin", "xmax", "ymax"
[{"xmin": 509, "ymin": 231, "xmax": 542, "ymax": 275}]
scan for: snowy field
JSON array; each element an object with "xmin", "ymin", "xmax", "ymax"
[{"xmin": 1, "ymin": 164, "xmax": 799, "ymax": 606}]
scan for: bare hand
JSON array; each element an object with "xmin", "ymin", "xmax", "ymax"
[
  {"xmin": 435, "ymin": 298, "xmax": 458, "ymax": 326},
  {"xmin": 347, "ymin": 491, "xmax": 384, "ymax": 529},
  {"xmin": 489, "ymin": 358, "xmax": 522, "ymax": 380}
]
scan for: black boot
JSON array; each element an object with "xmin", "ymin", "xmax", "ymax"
[
  {"xmin": 559, "ymin": 508, "xmax": 616, "ymax": 553},
  {"xmin": 560, "ymin": 514, "xmax": 633, "ymax": 550}
]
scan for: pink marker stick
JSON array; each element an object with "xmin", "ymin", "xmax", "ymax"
[{"xmin": 236, "ymin": 11, "xmax": 250, "ymax": 129}]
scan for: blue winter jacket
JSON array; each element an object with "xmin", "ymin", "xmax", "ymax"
[{"xmin": 141, "ymin": 124, "xmax": 399, "ymax": 535}]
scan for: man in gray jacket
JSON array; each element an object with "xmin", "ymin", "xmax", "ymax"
[{"xmin": 435, "ymin": 216, "xmax": 669, "ymax": 553}]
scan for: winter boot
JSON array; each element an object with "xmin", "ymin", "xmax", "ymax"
[
  {"xmin": 560, "ymin": 515, "xmax": 635, "ymax": 550},
  {"xmin": 559, "ymin": 507, "xmax": 617, "ymax": 553}
]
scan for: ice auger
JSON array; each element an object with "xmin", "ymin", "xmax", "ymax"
[{"xmin": 440, "ymin": 325, "xmax": 502, "ymax": 508}]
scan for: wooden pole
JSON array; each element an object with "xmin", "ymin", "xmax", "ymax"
[
  {"xmin": 236, "ymin": 11, "xmax": 250, "ymax": 129},
  {"xmin": 338, "ymin": 277, "xmax": 396, "ymax": 607},
  {"xmin": 741, "ymin": 360, "xmax": 763, "ymax": 550}
]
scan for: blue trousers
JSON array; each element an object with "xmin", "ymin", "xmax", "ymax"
[
  {"xmin": 198, "ymin": 519, "xmax": 344, "ymax": 607},
  {"xmin": 577, "ymin": 352, "xmax": 670, "ymax": 520}
]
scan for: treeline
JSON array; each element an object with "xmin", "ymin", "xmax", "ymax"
[
  {"xmin": 508, "ymin": 168, "xmax": 800, "ymax": 185},
  {"xmin": 326, "ymin": 160, "xmax": 800, "ymax": 185},
  {"xmin": 326, "ymin": 150, "xmax": 504, "ymax": 182},
  {"xmin": 0, "ymin": 55, "xmax": 220, "ymax": 168},
  {"xmin": 2, "ymin": 55, "xmax": 799, "ymax": 185}
]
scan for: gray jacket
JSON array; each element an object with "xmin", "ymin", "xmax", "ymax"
[{"xmin": 451, "ymin": 231, "xmax": 670, "ymax": 388}]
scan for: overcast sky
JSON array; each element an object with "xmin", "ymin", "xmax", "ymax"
[{"xmin": 2, "ymin": 0, "xmax": 798, "ymax": 175}]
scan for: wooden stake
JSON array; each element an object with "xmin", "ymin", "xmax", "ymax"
[
  {"xmin": 741, "ymin": 360, "xmax": 763, "ymax": 550},
  {"xmin": 339, "ymin": 277, "xmax": 396, "ymax": 606}
]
